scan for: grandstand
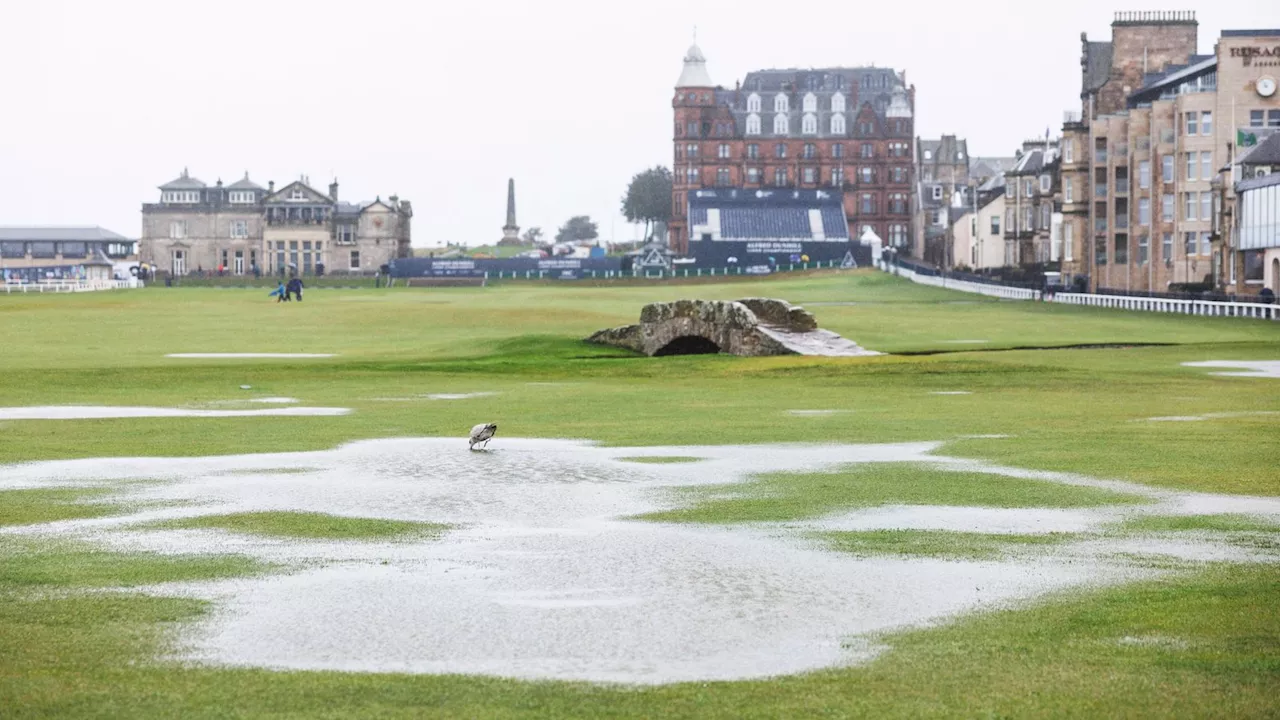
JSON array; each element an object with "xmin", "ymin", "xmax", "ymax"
[{"xmin": 686, "ymin": 189, "xmax": 861, "ymax": 266}]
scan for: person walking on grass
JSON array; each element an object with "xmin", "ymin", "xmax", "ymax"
[
  {"xmin": 287, "ymin": 276, "xmax": 304, "ymax": 302},
  {"xmin": 270, "ymin": 280, "xmax": 287, "ymax": 302}
]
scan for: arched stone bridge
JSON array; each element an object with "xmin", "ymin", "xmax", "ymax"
[{"xmin": 586, "ymin": 298, "xmax": 880, "ymax": 357}]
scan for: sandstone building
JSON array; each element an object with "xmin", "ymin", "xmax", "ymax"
[
  {"xmin": 669, "ymin": 43, "xmax": 915, "ymax": 257},
  {"xmin": 140, "ymin": 170, "xmax": 411, "ymax": 276}
]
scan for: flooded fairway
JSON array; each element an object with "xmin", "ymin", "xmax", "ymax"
[{"xmin": 2, "ymin": 438, "xmax": 1278, "ymax": 685}]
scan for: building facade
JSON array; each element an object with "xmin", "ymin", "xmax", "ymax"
[
  {"xmin": 0, "ymin": 227, "xmax": 135, "ymax": 283},
  {"xmin": 950, "ymin": 177, "xmax": 1007, "ymax": 271},
  {"xmin": 141, "ymin": 170, "xmax": 412, "ymax": 276},
  {"xmin": 1064, "ymin": 12, "xmax": 1280, "ymax": 293},
  {"xmin": 669, "ymin": 44, "xmax": 915, "ymax": 256},
  {"xmin": 914, "ymin": 135, "xmax": 969, "ymax": 265},
  {"xmin": 1002, "ymin": 140, "xmax": 1063, "ymax": 267}
]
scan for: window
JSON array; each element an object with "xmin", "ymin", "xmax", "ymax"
[
  {"xmin": 1185, "ymin": 152, "xmax": 1196, "ymax": 181},
  {"xmin": 1200, "ymin": 151, "xmax": 1212, "ymax": 181},
  {"xmin": 60, "ymin": 242, "xmax": 86, "ymax": 258},
  {"xmin": 862, "ymin": 167, "xmax": 876, "ymax": 184},
  {"xmin": 350, "ymin": 251, "xmax": 360, "ymax": 269},
  {"xmin": 831, "ymin": 93, "xmax": 846, "ymax": 113},
  {"xmin": 803, "ymin": 143, "xmax": 817, "ymax": 159},
  {"xmin": 889, "ymin": 193, "xmax": 908, "ymax": 214},
  {"xmin": 674, "ymin": 145, "xmax": 682, "ymax": 160},
  {"xmin": 746, "ymin": 93, "xmax": 761, "ymax": 112},
  {"xmin": 889, "ymin": 224, "xmax": 907, "ymax": 246},
  {"xmin": 686, "ymin": 122, "xmax": 699, "ymax": 137},
  {"xmin": 1185, "ymin": 111, "xmax": 1197, "ymax": 136},
  {"xmin": 1095, "ymin": 137, "xmax": 1107, "ymax": 164},
  {"xmin": 230, "ymin": 220, "xmax": 248, "ymax": 238},
  {"xmin": 1138, "ymin": 160, "xmax": 1150, "ymax": 190},
  {"xmin": 1200, "ymin": 231, "xmax": 1211, "ymax": 256},
  {"xmin": 1041, "ymin": 203, "xmax": 1051, "ymax": 230},
  {"xmin": 860, "ymin": 193, "xmax": 876, "ymax": 214},
  {"xmin": 718, "ymin": 143, "xmax": 731, "ymax": 158},
  {"xmin": 990, "ymin": 216, "xmax": 1000, "ymax": 235},
  {"xmin": 773, "ymin": 168, "xmax": 787, "ymax": 186},
  {"xmin": 830, "ymin": 114, "xmax": 846, "ymax": 134},
  {"xmin": 858, "ymin": 122, "xmax": 874, "ymax": 136},
  {"xmin": 1063, "ymin": 222, "xmax": 1073, "ymax": 261},
  {"xmin": 1138, "ymin": 198, "xmax": 1150, "ymax": 225},
  {"xmin": 745, "ymin": 114, "xmax": 761, "ymax": 135},
  {"xmin": 229, "ymin": 191, "xmax": 255, "ymax": 204},
  {"xmin": 801, "ymin": 114, "xmax": 817, "ymax": 134},
  {"xmin": 233, "ymin": 250, "xmax": 245, "ymax": 274},
  {"xmin": 686, "ymin": 143, "xmax": 698, "ymax": 158},
  {"xmin": 774, "ymin": 94, "xmax": 788, "ymax": 113},
  {"xmin": 860, "ymin": 143, "xmax": 874, "ymax": 158},
  {"xmin": 747, "ymin": 167, "xmax": 762, "ymax": 184},
  {"xmin": 1039, "ymin": 175, "xmax": 1051, "ymax": 193},
  {"xmin": 1183, "ymin": 192, "xmax": 1197, "ymax": 221},
  {"xmin": 1115, "ymin": 233, "xmax": 1128, "ymax": 264},
  {"xmin": 774, "ymin": 143, "xmax": 786, "ymax": 158},
  {"xmin": 892, "ymin": 167, "xmax": 907, "ymax": 183},
  {"xmin": 1096, "ymin": 236, "xmax": 1107, "ymax": 266},
  {"xmin": 1024, "ymin": 179, "xmax": 1033, "ymax": 198},
  {"xmin": 747, "ymin": 143, "xmax": 759, "ymax": 159},
  {"xmin": 1201, "ymin": 111, "xmax": 1212, "ymax": 135},
  {"xmin": 773, "ymin": 114, "xmax": 788, "ymax": 134},
  {"xmin": 171, "ymin": 249, "xmax": 186, "ymax": 275},
  {"xmin": 1023, "ymin": 206, "xmax": 1034, "ymax": 231},
  {"xmin": 337, "ymin": 225, "xmax": 354, "ymax": 244},
  {"xmin": 169, "ymin": 221, "xmax": 187, "ymax": 239},
  {"xmin": 685, "ymin": 167, "xmax": 698, "ymax": 184},
  {"xmin": 1162, "ymin": 193, "xmax": 1174, "ymax": 222},
  {"xmin": 802, "ymin": 167, "xmax": 817, "ymax": 184},
  {"xmin": 832, "ymin": 143, "xmax": 843, "ymax": 158},
  {"xmin": 1161, "ymin": 232, "xmax": 1172, "ymax": 262},
  {"xmin": 716, "ymin": 168, "xmax": 731, "ymax": 186},
  {"xmin": 1005, "ymin": 182, "xmax": 1013, "ymax": 198},
  {"xmin": 1064, "ymin": 139, "xmax": 1074, "ymax": 164},
  {"xmin": 1200, "ymin": 191, "xmax": 1211, "ymax": 222},
  {"xmin": 931, "ymin": 185, "xmax": 942, "ymax": 200},
  {"xmin": 802, "ymin": 93, "xmax": 817, "ymax": 113},
  {"xmin": 1006, "ymin": 208, "xmax": 1015, "ymax": 233},
  {"xmin": 831, "ymin": 167, "xmax": 844, "ymax": 186},
  {"xmin": 923, "ymin": 150, "xmax": 933, "ymax": 160},
  {"xmin": 1162, "ymin": 155, "xmax": 1174, "ymax": 183},
  {"xmin": 1064, "ymin": 177, "xmax": 1074, "ymax": 203},
  {"xmin": 1249, "ymin": 110, "xmax": 1264, "ymax": 127},
  {"xmin": 1271, "ymin": 110, "xmax": 1280, "ymax": 127},
  {"xmin": 1138, "ymin": 234, "xmax": 1149, "ymax": 265},
  {"xmin": 1184, "ymin": 232, "xmax": 1196, "ymax": 255}
]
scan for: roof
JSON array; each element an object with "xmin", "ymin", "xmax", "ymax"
[
  {"xmin": 1129, "ymin": 55, "xmax": 1216, "ymax": 103},
  {"xmin": 687, "ymin": 188, "xmax": 849, "ymax": 241},
  {"xmin": 1083, "ymin": 41, "xmax": 1113, "ymax": 93},
  {"xmin": 969, "ymin": 156, "xmax": 1015, "ymax": 180},
  {"xmin": 1237, "ymin": 132, "xmax": 1280, "ymax": 166},
  {"xmin": 1010, "ymin": 149, "xmax": 1044, "ymax": 175},
  {"xmin": 740, "ymin": 67, "xmax": 901, "ymax": 94},
  {"xmin": 919, "ymin": 136, "xmax": 967, "ymax": 166},
  {"xmin": 977, "ymin": 172, "xmax": 1007, "ymax": 193},
  {"xmin": 1221, "ymin": 29, "xmax": 1280, "ymax": 37},
  {"xmin": 676, "ymin": 44, "xmax": 715, "ymax": 88},
  {"xmin": 1237, "ymin": 172, "xmax": 1280, "ymax": 193},
  {"xmin": 226, "ymin": 172, "xmax": 264, "ymax": 191},
  {"xmin": 0, "ymin": 226, "xmax": 131, "ymax": 242},
  {"xmin": 159, "ymin": 168, "xmax": 206, "ymax": 190}
]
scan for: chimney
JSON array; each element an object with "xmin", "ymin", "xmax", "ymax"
[
  {"xmin": 329, "ymin": 179, "xmax": 339, "ymax": 201},
  {"xmin": 268, "ymin": 180, "xmax": 275, "ymax": 193}
]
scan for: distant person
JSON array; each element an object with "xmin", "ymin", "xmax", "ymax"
[
  {"xmin": 287, "ymin": 276, "xmax": 304, "ymax": 302},
  {"xmin": 270, "ymin": 280, "xmax": 287, "ymax": 302},
  {"xmin": 1261, "ymin": 287, "xmax": 1275, "ymax": 304}
]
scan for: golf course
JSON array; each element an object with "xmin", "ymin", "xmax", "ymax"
[{"xmin": 1, "ymin": 269, "xmax": 1278, "ymax": 718}]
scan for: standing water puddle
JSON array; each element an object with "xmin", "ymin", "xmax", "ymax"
[{"xmin": 1, "ymin": 438, "xmax": 1278, "ymax": 685}]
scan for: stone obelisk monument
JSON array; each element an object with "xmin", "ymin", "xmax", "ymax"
[{"xmin": 500, "ymin": 178, "xmax": 520, "ymax": 244}]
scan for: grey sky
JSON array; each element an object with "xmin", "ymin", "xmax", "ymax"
[{"xmin": 0, "ymin": 0, "xmax": 1273, "ymax": 247}]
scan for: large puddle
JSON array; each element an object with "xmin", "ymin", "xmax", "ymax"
[{"xmin": 2, "ymin": 438, "xmax": 1278, "ymax": 685}]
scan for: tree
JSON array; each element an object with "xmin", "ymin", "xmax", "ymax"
[
  {"xmin": 555, "ymin": 215, "xmax": 599, "ymax": 244},
  {"xmin": 521, "ymin": 227, "xmax": 543, "ymax": 246},
  {"xmin": 621, "ymin": 166, "xmax": 673, "ymax": 242}
]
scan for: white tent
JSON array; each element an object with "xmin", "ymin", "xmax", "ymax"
[{"xmin": 858, "ymin": 227, "xmax": 884, "ymax": 265}]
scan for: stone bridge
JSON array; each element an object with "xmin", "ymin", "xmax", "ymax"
[{"xmin": 586, "ymin": 297, "xmax": 880, "ymax": 357}]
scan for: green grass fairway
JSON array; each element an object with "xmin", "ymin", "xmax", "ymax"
[
  {"xmin": 147, "ymin": 511, "xmax": 448, "ymax": 541},
  {"xmin": 1, "ymin": 269, "xmax": 1278, "ymax": 718}
]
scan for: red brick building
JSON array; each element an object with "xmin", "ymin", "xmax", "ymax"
[{"xmin": 669, "ymin": 43, "xmax": 916, "ymax": 255}]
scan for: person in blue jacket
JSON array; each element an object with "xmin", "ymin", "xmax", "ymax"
[{"xmin": 269, "ymin": 280, "xmax": 287, "ymax": 302}]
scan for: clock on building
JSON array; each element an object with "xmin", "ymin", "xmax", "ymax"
[{"xmin": 1258, "ymin": 76, "xmax": 1277, "ymax": 98}]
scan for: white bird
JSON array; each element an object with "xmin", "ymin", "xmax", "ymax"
[{"xmin": 469, "ymin": 422, "xmax": 497, "ymax": 451}]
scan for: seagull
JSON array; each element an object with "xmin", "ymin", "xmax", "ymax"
[{"xmin": 469, "ymin": 422, "xmax": 497, "ymax": 451}]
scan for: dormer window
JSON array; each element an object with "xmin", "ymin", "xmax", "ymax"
[
  {"xmin": 923, "ymin": 150, "xmax": 933, "ymax": 160},
  {"xmin": 746, "ymin": 93, "xmax": 761, "ymax": 113},
  {"xmin": 289, "ymin": 188, "xmax": 306, "ymax": 201},
  {"xmin": 163, "ymin": 191, "xmax": 201, "ymax": 203},
  {"xmin": 831, "ymin": 92, "xmax": 846, "ymax": 113},
  {"xmin": 802, "ymin": 93, "xmax": 817, "ymax": 113},
  {"xmin": 774, "ymin": 93, "xmax": 789, "ymax": 113},
  {"xmin": 1039, "ymin": 174, "xmax": 1051, "ymax": 192},
  {"xmin": 229, "ymin": 191, "xmax": 256, "ymax": 204},
  {"xmin": 801, "ymin": 113, "xmax": 817, "ymax": 135},
  {"xmin": 932, "ymin": 186, "xmax": 943, "ymax": 200}
]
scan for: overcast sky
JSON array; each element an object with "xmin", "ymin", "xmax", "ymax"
[{"xmin": 0, "ymin": 0, "xmax": 1273, "ymax": 247}]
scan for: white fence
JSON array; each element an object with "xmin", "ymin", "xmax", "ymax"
[
  {"xmin": 1051, "ymin": 292, "xmax": 1280, "ymax": 320},
  {"xmin": 882, "ymin": 262, "xmax": 1279, "ymax": 320},
  {"xmin": 2, "ymin": 279, "xmax": 144, "ymax": 294}
]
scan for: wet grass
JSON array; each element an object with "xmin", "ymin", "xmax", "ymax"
[
  {"xmin": 1115, "ymin": 514, "xmax": 1280, "ymax": 534},
  {"xmin": 0, "ymin": 543, "xmax": 1275, "ymax": 719},
  {"xmin": 813, "ymin": 529, "xmax": 1075, "ymax": 560},
  {"xmin": 0, "ymin": 539, "xmax": 270, "ymax": 589},
  {"xmin": 148, "ymin": 512, "xmax": 448, "ymax": 541},
  {"xmin": 0, "ymin": 487, "xmax": 121, "ymax": 527},
  {"xmin": 637, "ymin": 463, "xmax": 1146, "ymax": 524}
]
